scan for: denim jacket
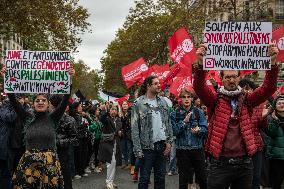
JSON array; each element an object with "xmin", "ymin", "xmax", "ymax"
[
  {"xmin": 131, "ymin": 95, "xmax": 174, "ymax": 157},
  {"xmin": 170, "ymin": 105, "xmax": 208, "ymax": 150}
]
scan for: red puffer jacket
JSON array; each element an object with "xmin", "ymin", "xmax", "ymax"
[{"xmin": 193, "ymin": 65, "xmax": 279, "ymax": 159}]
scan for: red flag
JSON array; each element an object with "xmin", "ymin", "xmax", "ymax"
[
  {"xmin": 114, "ymin": 94, "xmax": 130, "ymax": 105},
  {"xmin": 137, "ymin": 66, "xmax": 155, "ymax": 85},
  {"xmin": 176, "ymin": 63, "xmax": 192, "ymax": 78},
  {"xmin": 121, "ymin": 58, "xmax": 148, "ymax": 88},
  {"xmin": 205, "ymin": 70, "xmax": 222, "ymax": 84},
  {"xmin": 160, "ymin": 63, "xmax": 181, "ymax": 90},
  {"xmin": 240, "ymin": 70, "xmax": 256, "ymax": 77},
  {"xmin": 168, "ymin": 27, "xmax": 197, "ymax": 67},
  {"xmin": 278, "ymin": 85, "xmax": 284, "ymax": 94},
  {"xmin": 272, "ymin": 26, "xmax": 284, "ymax": 62},
  {"xmin": 152, "ymin": 64, "xmax": 170, "ymax": 80},
  {"xmin": 169, "ymin": 76, "xmax": 193, "ymax": 97}
]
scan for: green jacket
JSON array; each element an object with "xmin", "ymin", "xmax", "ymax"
[
  {"xmin": 267, "ymin": 116, "xmax": 284, "ymax": 160},
  {"xmin": 89, "ymin": 119, "xmax": 103, "ymax": 140}
]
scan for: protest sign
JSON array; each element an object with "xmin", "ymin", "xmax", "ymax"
[
  {"xmin": 4, "ymin": 50, "xmax": 71, "ymax": 94},
  {"xmin": 168, "ymin": 27, "xmax": 197, "ymax": 67},
  {"xmin": 203, "ymin": 22, "xmax": 272, "ymax": 70}
]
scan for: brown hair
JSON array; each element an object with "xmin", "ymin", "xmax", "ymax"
[
  {"xmin": 138, "ymin": 75, "xmax": 159, "ymax": 97},
  {"xmin": 220, "ymin": 70, "xmax": 240, "ymax": 79}
]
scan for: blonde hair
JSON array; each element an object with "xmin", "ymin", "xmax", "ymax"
[{"xmin": 178, "ymin": 88, "xmax": 193, "ymax": 98}]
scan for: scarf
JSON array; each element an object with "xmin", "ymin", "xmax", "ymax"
[
  {"xmin": 218, "ymin": 86, "xmax": 242, "ymax": 97},
  {"xmin": 218, "ymin": 86, "xmax": 243, "ymax": 118}
]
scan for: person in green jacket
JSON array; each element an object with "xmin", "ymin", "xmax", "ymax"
[
  {"xmin": 267, "ymin": 95, "xmax": 284, "ymax": 189},
  {"xmin": 88, "ymin": 105, "xmax": 103, "ymax": 173}
]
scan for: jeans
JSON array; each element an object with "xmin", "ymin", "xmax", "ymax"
[
  {"xmin": 134, "ymin": 158, "xmax": 142, "ymax": 172},
  {"xmin": 168, "ymin": 141, "xmax": 177, "ymax": 173},
  {"xmin": 90, "ymin": 139, "xmax": 101, "ymax": 167},
  {"xmin": 74, "ymin": 138, "xmax": 88, "ymax": 175},
  {"xmin": 68, "ymin": 146, "xmax": 76, "ymax": 178},
  {"xmin": 138, "ymin": 141, "xmax": 167, "ymax": 189},
  {"xmin": 121, "ymin": 138, "xmax": 133, "ymax": 165},
  {"xmin": 207, "ymin": 157, "xmax": 253, "ymax": 189},
  {"xmin": 252, "ymin": 151, "xmax": 262, "ymax": 189},
  {"xmin": 176, "ymin": 149, "xmax": 207, "ymax": 189}
]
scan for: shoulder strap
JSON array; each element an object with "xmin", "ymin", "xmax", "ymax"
[{"xmin": 193, "ymin": 107, "xmax": 200, "ymax": 126}]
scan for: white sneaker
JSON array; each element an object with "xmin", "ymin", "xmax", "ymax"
[
  {"xmin": 94, "ymin": 167, "xmax": 102, "ymax": 173},
  {"xmin": 106, "ymin": 183, "xmax": 114, "ymax": 189},
  {"xmin": 85, "ymin": 167, "xmax": 91, "ymax": 174},
  {"xmin": 167, "ymin": 171, "xmax": 173, "ymax": 176},
  {"xmin": 82, "ymin": 173, "xmax": 88, "ymax": 177},
  {"xmin": 74, "ymin": 175, "xmax": 81, "ymax": 180}
]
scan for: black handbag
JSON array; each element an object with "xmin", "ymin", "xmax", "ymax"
[{"xmin": 101, "ymin": 133, "xmax": 115, "ymax": 142}]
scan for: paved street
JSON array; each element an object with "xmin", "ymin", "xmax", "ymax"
[{"xmin": 73, "ymin": 168, "xmax": 178, "ymax": 189}]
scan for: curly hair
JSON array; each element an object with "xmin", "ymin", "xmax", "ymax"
[{"xmin": 138, "ymin": 75, "xmax": 158, "ymax": 97}]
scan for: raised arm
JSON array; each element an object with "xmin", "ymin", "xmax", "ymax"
[
  {"xmin": 50, "ymin": 67, "xmax": 75, "ymax": 123},
  {"xmin": 193, "ymin": 45, "xmax": 217, "ymax": 108},
  {"xmin": 247, "ymin": 42, "xmax": 280, "ymax": 107}
]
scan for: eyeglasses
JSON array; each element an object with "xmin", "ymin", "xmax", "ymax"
[
  {"xmin": 224, "ymin": 75, "xmax": 239, "ymax": 80},
  {"xmin": 35, "ymin": 99, "xmax": 47, "ymax": 103}
]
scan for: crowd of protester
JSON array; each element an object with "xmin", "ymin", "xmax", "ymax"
[{"xmin": 0, "ymin": 43, "xmax": 284, "ymax": 189}]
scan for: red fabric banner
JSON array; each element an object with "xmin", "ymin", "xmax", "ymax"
[
  {"xmin": 278, "ymin": 85, "xmax": 284, "ymax": 94},
  {"xmin": 152, "ymin": 64, "xmax": 170, "ymax": 80},
  {"xmin": 168, "ymin": 27, "xmax": 197, "ymax": 67},
  {"xmin": 121, "ymin": 58, "xmax": 148, "ymax": 88},
  {"xmin": 137, "ymin": 66, "xmax": 154, "ymax": 85},
  {"xmin": 272, "ymin": 26, "xmax": 284, "ymax": 62},
  {"xmin": 169, "ymin": 76, "xmax": 193, "ymax": 97},
  {"xmin": 205, "ymin": 70, "xmax": 222, "ymax": 86},
  {"xmin": 160, "ymin": 63, "xmax": 181, "ymax": 90}
]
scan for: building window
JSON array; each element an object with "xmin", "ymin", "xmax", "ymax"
[{"xmin": 276, "ymin": 0, "xmax": 284, "ymax": 19}]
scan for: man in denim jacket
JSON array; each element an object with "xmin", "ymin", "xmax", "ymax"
[
  {"xmin": 131, "ymin": 75, "xmax": 173, "ymax": 189},
  {"xmin": 170, "ymin": 88, "xmax": 208, "ymax": 189}
]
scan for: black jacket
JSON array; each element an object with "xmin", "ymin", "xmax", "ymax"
[
  {"xmin": 56, "ymin": 113, "xmax": 78, "ymax": 148},
  {"xmin": 0, "ymin": 100, "xmax": 18, "ymax": 160}
]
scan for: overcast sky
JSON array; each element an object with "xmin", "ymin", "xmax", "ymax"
[{"xmin": 73, "ymin": 0, "xmax": 135, "ymax": 71}]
